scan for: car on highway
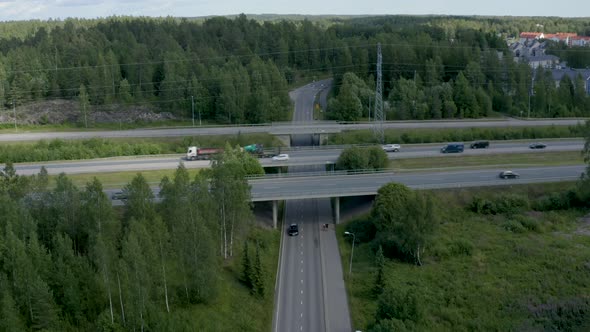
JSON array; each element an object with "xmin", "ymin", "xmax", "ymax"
[
  {"xmin": 499, "ymin": 170, "xmax": 520, "ymax": 179},
  {"xmin": 470, "ymin": 141, "xmax": 489, "ymax": 149},
  {"xmin": 382, "ymin": 144, "xmax": 401, "ymax": 152},
  {"xmin": 529, "ymin": 143, "xmax": 547, "ymax": 149},
  {"xmin": 441, "ymin": 143, "xmax": 464, "ymax": 153},
  {"xmin": 288, "ymin": 224, "xmax": 299, "ymax": 236},
  {"xmin": 272, "ymin": 153, "xmax": 290, "ymax": 161},
  {"xmin": 111, "ymin": 191, "xmax": 128, "ymax": 200}
]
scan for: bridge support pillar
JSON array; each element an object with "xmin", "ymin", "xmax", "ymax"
[
  {"xmin": 334, "ymin": 197, "xmax": 340, "ymax": 224},
  {"xmin": 273, "ymin": 200, "xmax": 278, "ymax": 229}
]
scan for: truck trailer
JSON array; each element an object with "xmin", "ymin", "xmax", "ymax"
[{"xmin": 243, "ymin": 144, "xmax": 279, "ymax": 158}]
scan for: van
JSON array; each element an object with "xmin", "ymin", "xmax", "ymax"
[{"xmin": 441, "ymin": 143, "xmax": 464, "ymax": 153}]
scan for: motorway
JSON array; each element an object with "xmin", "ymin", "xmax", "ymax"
[
  {"xmin": 274, "ymin": 173, "xmax": 327, "ymax": 332},
  {"xmin": 7, "ymin": 139, "xmax": 585, "ymax": 176},
  {"xmin": 274, "ymin": 79, "xmax": 353, "ymax": 332},
  {"xmin": 249, "ymin": 165, "xmax": 586, "ymax": 201},
  {"xmin": 0, "ymin": 118, "xmax": 586, "ymax": 142},
  {"xmin": 103, "ymin": 164, "xmax": 588, "ymax": 204}
]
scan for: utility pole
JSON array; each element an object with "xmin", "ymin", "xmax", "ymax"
[{"xmin": 191, "ymin": 95, "xmax": 195, "ymax": 127}]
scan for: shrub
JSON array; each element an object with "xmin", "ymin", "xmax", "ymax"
[
  {"xmin": 514, "ymin": 215, "xmax": 543, "ymax": 233},
  {"xmin": 345, "ymin": 215, "xmax": 377, "ymax": 243},
  {"xmin": 448, "ymin": 239, "xmax": 474, "ymax": 256},
  {"xmin": 503, "ymin": 219, "xmax": 526, "ymax": 233},
  {"xmin": 527, "ymin": 297, "xmax": 590, "ymax": 331},
  {"xmin": 335, "ymin": 146, "xmax": 369, "ymax": 170},
  {"xmin": 336, "ymin": 146, "xmax": 387, "ymax": 171},
  {"xmin": 469, "ymin": 194, "xmax": 529, "ymax": 215},
  {"xmin": 533, "ymin": 188, "xmax": 588, "ymax": 211},
  {"xmin": 375, "ymin": 287, "xmax": 422, "ymax": 324}
]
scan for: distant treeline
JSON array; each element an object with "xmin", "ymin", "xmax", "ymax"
[{"xmin": 0, "ymin": 15, "xmax": 590, "ymax": 124}]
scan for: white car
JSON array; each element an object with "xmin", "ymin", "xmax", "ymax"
[
  {"xmin": 272, "ymin": 154, "xmax": 290, "ymax": 161},
  {"xmin": 381, "ymin": 144, "xmax": 401, "ymax": 152}
]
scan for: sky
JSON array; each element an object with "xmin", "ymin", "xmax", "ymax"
[{"xmin": 0, "ymin": 0, "xmax": 588, "ymax": 21}]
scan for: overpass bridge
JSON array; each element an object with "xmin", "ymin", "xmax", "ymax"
[{"xmin": 248, "ymin": 165, "xmax": 586, "ymax": 227}]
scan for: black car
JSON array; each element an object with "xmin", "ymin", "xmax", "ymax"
[
  {"xmin": 287, "ymin": 224, "xmax": 299, "ymax": 236},
  {"xmin": 499, "ymin": 171, "xmax": 520, "ymax": 179},
  {"xmin": 111, "ymin": 191, "xmax": 128, "ymax": 200},
  {"xmin": 470, "ymin": 141, "xmax": 489, "ymax": 149},
  {"xmin": 529, "ymin": 143, "xmax": 547, "ymax": 149}
]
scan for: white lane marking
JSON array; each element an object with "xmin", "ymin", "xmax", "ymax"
[
  {"xmin": 301, "ymin": 268, "xmax": 304, "ymax": 273},
  {"xmin": 301, "ymin": 279, "xmax": 303, "ymax": 284},
  {"xmin": 301, "ymin": 260, "xmax": 303, "ymax": 264},
  {"xmin": 301, "ymin": 290, "xmax": 303, "ymax": 294}
]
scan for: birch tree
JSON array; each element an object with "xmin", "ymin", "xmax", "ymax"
[
  {"xmin": 160, "ymin": 164, "xmax": 218, "ymax": 303},
  {"xmin": 372, "ymin": 183, "xmax": 438, "ymax": 265},
  {"xmin": 211, "ymin": 145, "xmax": 253, "ymax": 259}
]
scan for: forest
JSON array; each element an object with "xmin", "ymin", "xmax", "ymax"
[
  {"xmin": 0, "ymin": 146, "xmax": 275, "ymax": 331},
  {"xmin": 1, "ymin": 15, "xmax": 590, "ymax": 126}
]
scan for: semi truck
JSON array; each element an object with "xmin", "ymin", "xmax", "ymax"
[
  {"xmin": 186, "ymin": 146, "xmax": 223, "ymax": 160},
  {"xmin": 186, "ymin": 144, "xmax": 279, "ymax": 161},
  {"xmin": 243, "ymin": 144, "xmax": 279, "ymax": 158}
]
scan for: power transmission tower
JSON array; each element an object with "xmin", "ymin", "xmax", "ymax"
[{"xmin": 373, "ymin": 43, "xmax": 384, "ymax": 143}]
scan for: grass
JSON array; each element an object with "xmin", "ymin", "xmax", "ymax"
[
  {"xmin": 391, "ymin": 151, "xmax": 584, "ymax": 170},
  {"xmin": 47, "ymin": 168, "xmax": 202, "ymax": 188},
  {"xmin": 181, "ymin": 227, "xmax": 280, "ymax": 332},
  {"xmin": 327, "ymin": 125, "xmax": 586, "ymax": 146},
  {"xmin": 0, "ymin": 119, "xmax": 196, "ymax": 133},
  {"xmin": 337, "ymin": 183, "xmax": 590, "ymax": 331}
]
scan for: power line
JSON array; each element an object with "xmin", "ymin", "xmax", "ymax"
[{"xmin": 373, "ymin": 43, "xmax": 384, "ymax": 144}]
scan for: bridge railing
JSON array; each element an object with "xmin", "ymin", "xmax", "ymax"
[{"xmin": 246, "ymin": 168, "xmax": 395, "ymax": 180}]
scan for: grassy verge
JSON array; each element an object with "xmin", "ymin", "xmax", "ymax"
[
  {"xmin": 0, "ymin": 119, "xmax": 196, "ymax": 133},
  {"xmin": 183, "ymin": 227, "xmax": 280, "ymax": 331},
  {"xmin": 337, "ymin": 183, "xmax": 590, "ymax": 331},
  {"xmin": 313, "ymin": 89, "xmax": 324, "ymax": 121},
  {"xmin": 48, "ymin": 168, "xmax": 202, "ymax": 188},
  {"xmin": 327, "ymin": 125, "xmax": 586, "ymax": 145},
  {"xmin": 391, "ymin": 151, "xmax": 584, "ymax": 170},
  {"xmin": 0, "ymin": 133, "xmax": 281, "ymax": 163}
]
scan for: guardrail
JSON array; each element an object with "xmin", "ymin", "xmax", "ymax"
[{"xmin": 246, "ymin": 168, "xmax": 395, "ymax": 180}]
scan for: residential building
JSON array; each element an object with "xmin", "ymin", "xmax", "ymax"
[{"xmin": 552, "ymin": 68, "xmax": 590, "ymax": 95}]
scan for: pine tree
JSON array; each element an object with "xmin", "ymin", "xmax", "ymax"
[
  {"xmin": 0, "ymin": 278, "xmax": 27, "ymax": 331},
  {"xmin": 241, "ymin": 240, "xmax": 253, "ymax": 289},
  {"xmin": 374, "ymin": 245, "xmax": 386, "ymax": 295},
  {"xmin": 252, "ymin": 242, "xmax": 264, "ymax": 297}
]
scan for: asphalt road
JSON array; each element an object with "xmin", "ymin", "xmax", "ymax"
[
  {"xmin": 274, "ymin": 79, "xmax": 352, "ymax": 332},
  {"xmin": 249, "ymin": 165, "xmax": 586, "ymax": 201},
  {"xmin": 0, "ymin": 118, "xmax": 585, "ymax": 142},
  {"xmin": 105, "ymin": 164, "xmax": 587, "ymax": 205},
  {"xmin": 274, "ymin": 194, "xmax": 326, "ymax": 332},
  {"xmin": 8, "ymin": 138, "xmax": 584, "ymax": 176}
]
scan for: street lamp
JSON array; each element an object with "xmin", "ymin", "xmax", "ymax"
[{"xmin": 344, "ymin": 231, "xmax": 356, "ymax": 276}]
